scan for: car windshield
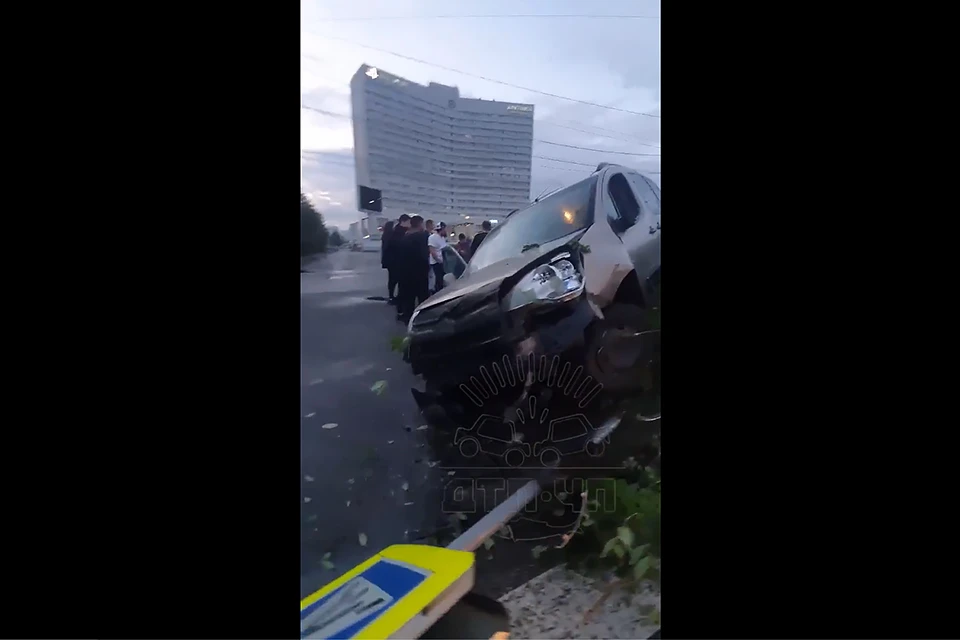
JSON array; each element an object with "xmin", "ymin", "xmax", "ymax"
[{"xmin": 468, "ymin": 175, "xmax": 598, "ymax": 271}]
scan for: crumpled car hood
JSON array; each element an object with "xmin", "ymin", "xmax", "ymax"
[{"xmin": 416, "ymin": 228, "xmax": 588, "ymax": 313}]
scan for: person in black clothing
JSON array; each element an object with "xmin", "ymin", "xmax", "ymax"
[
  {"xmin": 383, "ymin": 214, "xmax": 410, "ymax": 305},
  {"xmin": 396, "ymin": 215, "xmax": 430, "ymax": 323},
  {"xmin": 469, "ymin": 219, "xmax": 492, "ymax": 257},
  {"xmin": 381, "ymin": 220, "xmax": 395, "ymax": 301}
]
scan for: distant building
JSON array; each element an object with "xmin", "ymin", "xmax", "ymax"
[
  {"xmin": 360, "ymin": 216, "xmax": 390, "ymax": 241},
  {"xmin": 350, "ymin": 64, "xmax": 533, "ymax": 227}
]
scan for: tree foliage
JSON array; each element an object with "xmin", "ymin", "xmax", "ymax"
[
  {"xmin": 329, "ymin": 230, "xmax": 345, "ymax": 247},
  {"xmin": 301, "ymin": 193, "xmax": 329, "ymax": 256}
]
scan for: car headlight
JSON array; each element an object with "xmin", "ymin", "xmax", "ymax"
[{"xmin": 504, "ymin": 255, "xmax": 584, "ymax": 311}]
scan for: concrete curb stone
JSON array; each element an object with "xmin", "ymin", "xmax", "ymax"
[{"xmin": 498, "ymin": 565, "xmax": 659, "ymax": 639}]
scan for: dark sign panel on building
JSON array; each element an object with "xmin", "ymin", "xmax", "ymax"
[{"xmin": 358, "ymin": 185, "xmax": 382, "ymax": 213}]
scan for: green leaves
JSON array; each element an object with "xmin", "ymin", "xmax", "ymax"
[
  {"xmin": 616, "ymin": 526, "xmax": 635, "ymax": 548},
  {"xmin": 648, "ymin": 608, "xmax": 660, "ymax": 626},
  {"xmin": 632, "ymin": 555, "xmax": 651, "ymax": 581},
  {"xmin": 321, "ymin": 552, "xmax": 335, "ymax": 570},
  {"xmin": 389, "ymin": 335, "xmax": 410, "ymax": 352},
  {"xmin": 629, "ymin": 544, "xmax": 650, "ymax": 565},
  {"xmin": 370, "ymin": 380, "xmax": 388, "ymax": 395},
  {"xmin": 600, "ymin": 537, "xmax": 620, "ymax": 559}
]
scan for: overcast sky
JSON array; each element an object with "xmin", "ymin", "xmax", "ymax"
[{"xmin": 301, "ymin": 0, "xmax": 660, "ymax": 230}]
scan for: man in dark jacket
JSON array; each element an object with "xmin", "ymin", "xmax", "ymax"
[
  {"xmin": 469, "ymin": 219, "xmax": 492, "ymax": 257},
  {"xmin": 384, "ymin": 214, "xmax": 410, "ymax": 305},
  {"xmin": 396, "ymin": 215, "xmax": 430, "ymax": 323}
]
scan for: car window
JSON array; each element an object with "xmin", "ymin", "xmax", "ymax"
[
  {"xmin": 549, "ymin": 417, "xmax": 589, "ymax": 442},
  {"xmin": 475, "ymin": 417, "xmax": 513, "ymax": 442},
  {"xmin": 441, "ymin": 245, "xmax": 465, "ymax": 278},
  {"xmin": 608, "ymin": 173, "xmax": 641, "ymax": 228},
  {"xmin": 468, "ymin": 175, "xmax": 599, "ymax": 272},
  {"xmin": 629, "ymin": 174, "xmax": 660, "ymax": 218}
]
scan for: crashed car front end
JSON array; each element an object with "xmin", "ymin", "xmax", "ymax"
[
  {"xmin": 406, "ymin": 245, "xmax": 598, "ymax": 382},
  {"xmin": 403, "ymin": 239, "xmax": 621, "ymax": 462}
]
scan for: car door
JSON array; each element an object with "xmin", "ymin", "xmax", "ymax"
[
  {"xmin": 441, "ymin": 245, "xmax": 467, "ymax": 279},
  {"xmin": 603, "ymin": 171, "xmax": 659, "ymax": 285},
  {"xmin": 627, "ymin": 173, "xmax": 660, "ymax": 283}
]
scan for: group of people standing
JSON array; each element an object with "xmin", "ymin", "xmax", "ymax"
[{"xmin": 381, "ymin": 216, "xmax": 492, "ymax": 324}]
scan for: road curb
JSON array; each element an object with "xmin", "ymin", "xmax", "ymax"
[{"xmin": 498, "ymin": 564, "xmax": 659, "ymax": 639}]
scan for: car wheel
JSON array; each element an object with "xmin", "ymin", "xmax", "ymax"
[
  {"xmin": 584, "ymin": 303, "xmax": 659, "ymax": 393},
  {"xmin": 539, "ymin": 447, "xmax": 562, "ymax": 467},
  {"xmin": 504, "ymin": 448, "xmax": 526, "ymax": 467},
  {"xmin": 459, "ymin": 437, "xmax": 480, "ymax": 458}
]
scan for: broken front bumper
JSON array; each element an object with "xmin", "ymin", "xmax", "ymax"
[{"xmin": 408, "ymin": 294, "xmax": 597, "ymax": 376}]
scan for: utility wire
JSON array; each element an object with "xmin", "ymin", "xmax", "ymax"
[
  {"xmin": 300, "ymin": 93, "xmax": 659, "ymax": 148},
  {"xmin": 301, "ymin": 150, "xmax": 353, "ymax": 157},
  {"xmin": 537, "ymin": 164, "xmax": 588, "ymax": 173},
  {"xmin": 316, "ymin": 14, "xmax": 660, "ymax": 22},
  {"xmin": 536, "ymin": 139, "xmax": 659, "ymax": 156},
  {"xmin": 301, "ymin": 106, "xmax": 657, "ymax": 156},
  {"xmin": 302, "ymin": 33, "xmax": 660, "ymax": 119},
  {"xmin": 301, "ymin": 105, "xmax": 350, "ymax": 118},
  {"xmin": 533, "ymin": 155, "xmax": 596, "ymax": 167},
  {"xmin": 300, "ymin": 58, "xmax": 661, "ymax": 145},
  {"xmin": 538, "ymin": 120, "xmax": 660, "ymax": 149}
]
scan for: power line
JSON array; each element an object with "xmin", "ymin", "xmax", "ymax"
[
  {"xmin": 301, "ymin": 150, "xmax": 353, "ymax": 157},
  {"xmin": 534, "ymin": 155, "xmax": 596, "ymax": 167},
  {"xmin": 301, "ymin": 97, "xmax": 661, "ymax": 148},
  {"xmin": 301, "ymin": 105, "xmax": 350, "ymax": 118},
  {"xmin": 300, "ymin": 106, "xmax": 657, "ymax": 156},
  {"xmin": 536, "ymin": 164, "xmax": 589, "ymax": 173},
  {"xmin": 300, "ymin": 93, "xmax": 660, "ymax": 148},
  {"xmin": 299, "ymin": 59, "xmax": 661, "ymax": 145},
  {"xmin": 302, "ymin": 33, "xmax": 660, "ymax": 119},
  {"xmin": 538, "ymin": 120, "xmax": 660, "ymax": 149},
  {"xmin": 545, "ymin": 119, "xmax": 662, "ymax": 146},
  {"xmin": 301, "ymin": 105, "xmax": 348, "ymax": 117},
  {"xmin": 536, "ymin": 139, "xmax": 659, "ymax": 156},
  {"xmin": 317, "ymin": 14, "xmax": 660, "ymax": 22}
]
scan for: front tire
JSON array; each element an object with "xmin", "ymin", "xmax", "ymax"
[{"xmin": 584, "ymin": 303, "xmax": 659, "ymax": 393}]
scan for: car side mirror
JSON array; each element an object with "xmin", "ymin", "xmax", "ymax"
[{"xmin": 443, "ymin": 273, "xmax": 456, "ymax": 286}]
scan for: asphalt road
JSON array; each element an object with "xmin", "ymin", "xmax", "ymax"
[{"xmin": 300, "ymin": 250, "xmax": 550, "ymax": 600}]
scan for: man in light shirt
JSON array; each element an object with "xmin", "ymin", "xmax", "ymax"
[{"xmin": 427, "ymin": 221, "xmax": 449, "ymax": 292}]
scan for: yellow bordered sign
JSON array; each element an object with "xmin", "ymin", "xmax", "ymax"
[{"xmin": 300, "ymin": 544, "xmax": 475, "ymax": 639}]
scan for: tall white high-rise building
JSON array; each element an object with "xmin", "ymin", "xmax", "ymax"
[{"xmin": 350, "ymin": 64, "xmax": 533, "ymax": 226}]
